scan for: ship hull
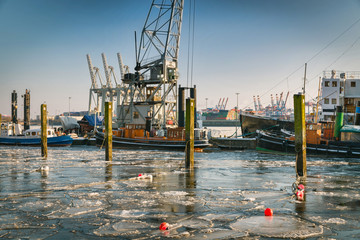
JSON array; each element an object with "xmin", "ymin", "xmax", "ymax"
[
  {"xmin": 257, "ymin": 130, "xmax": 360, "ymax": 157},
  {"xmin": 95, "ymin": 131, "xmax": 210, "ymax": 151},
  {"xmin": 240, "ymin": 113, "xmax": 294, "ymax": 138},
  {"xmin": 0, "ymin": 135, "xmax": 73, "ymax": 147}
]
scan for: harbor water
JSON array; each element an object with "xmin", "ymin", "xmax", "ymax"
[{"xmin": 0, "ymin": 143, "xmax": 359, "ymax": 239}]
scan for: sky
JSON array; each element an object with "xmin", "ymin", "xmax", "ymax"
[{"xmin": 1, "ymin": 0, "xmax": 360, "ymax": 118}]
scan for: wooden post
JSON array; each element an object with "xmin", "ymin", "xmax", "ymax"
[
  {"xmin": 105, "ymin": 102, "xmax": 112, "ymax": 161},
  {"xmin": 0, "ymin": 114, "xmax": 2, "ymax": 124},
  {"xmin": 185, "ymin": 98, "xmax": 194, "ymax": 169},
  {"xmin": 294, "ymin": 94, "xmax": 306, "ymax": 178},
  {"xmin": 41, "ymin": 104, "xmax": 48, "ymax": 159}
]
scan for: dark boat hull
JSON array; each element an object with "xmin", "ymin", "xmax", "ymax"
[
  {"xmin": 240, "ymin": 113, "xmax": 294, "ymax": 138},
  {"xmin": 0, "ymin": 135, "xmax": 73, "ymax": 147},
  {"xmin": 257, "ymin": 130, "xmax": 360, "ymax": 157},
  {"xmin": 95, "ymin": 132, "xmax": 210, "ymax": 150}
]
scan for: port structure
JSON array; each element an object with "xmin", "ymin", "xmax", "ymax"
[
  {"xmin": 87, "ymin": 0, "xmax": 183, "ymax": 129},
  {"xmin": 87, "ymin": 53, "xmax": 127, "ymax": 118}
]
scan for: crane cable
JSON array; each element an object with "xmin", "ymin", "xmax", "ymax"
[{"xmin": 186, "ymin": 0, "xmax": 196, "ymax": 90}]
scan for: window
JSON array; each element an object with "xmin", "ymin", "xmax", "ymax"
[
  {"xmin": 332, "ymin": 81, "xmax": 337, "ymax": 87},
  {"xmin": 32, "ymin": 132, "xmax": 36, "ymax": 136},
  {"xmin": 133, "ymin": 111, "xmax": 139, "ymax": 119},
  {"xmin": 324, "ymin": 98, "xmax": 329, "ymax": 104},
  {"xmin": 351, "ymin": 81, "xmax": 356, "ymax": 87},
  {"xmin": 325, "ymin": 81, "xmax": 330, "ymax": 87},
  {"xmin": 331, "ymin": 98, "xmax": 337, "ymax": 104}
]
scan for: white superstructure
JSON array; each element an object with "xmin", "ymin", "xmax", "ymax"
[{"xmin": 320, "ymin": 70, "xmax": 360, "ymax": 123}]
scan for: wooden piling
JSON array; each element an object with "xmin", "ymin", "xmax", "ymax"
[
  {"xmin": 41, "ymin": 104, "xmax": 48, "ymax": 159},
  {"xmin": 294, "ymin": 94, "xmax": 306, "ymax": 178},
  {"xmin": 105, "ymin": 102, "xmax": 112, "ymax": 161},
  {"xmin": 185, "ymin": 98, "xmax": 194, "ymax": 169}
]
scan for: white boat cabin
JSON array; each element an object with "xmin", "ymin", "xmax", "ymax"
[
  {"xmin": 1, "ymin": 123, "xmax": 57, "ymax": 137},
  {"xmin": 24, "ymin": 128, "xmax": 57, "ymax": 138}
]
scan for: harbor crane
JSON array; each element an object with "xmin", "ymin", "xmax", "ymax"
[
  {"xmin": 87, "ymin": 0, "xmax": 184, "ymax": 130},
  {"xmin": 116, "ymin": 0, "xmax": 184, "ymax": 128}
]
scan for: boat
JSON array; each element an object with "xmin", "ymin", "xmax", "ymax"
[
  {"xmin": 95, "ymin": 125, "xmax": 210, "ymax": 151},
  {"xmin": 0, "ymin": 123, "xmax": 73, "ymax": 147},
  {"xmin": 256, "ymin": 122, "xmax": 360, "ymax": 157},
  {"xmin": 240, "ymin": 112, "xmax": 294, "ymax": 138}
]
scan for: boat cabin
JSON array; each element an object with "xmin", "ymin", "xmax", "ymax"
[{"xmin": 24, "ymin": 129, "xmax": 57, "ymax": 138}]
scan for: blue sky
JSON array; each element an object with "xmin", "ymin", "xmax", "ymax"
[{"xmin": 1, "ymin": 0, "xmax": 360, "ymax": 118}]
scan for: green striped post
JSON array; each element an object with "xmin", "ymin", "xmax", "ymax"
[
  {"xmin": 105, "ymin": 102, "xmax": 112, "ymax": 161},
  {"xmin": 185, "ymin": 98, "xmax": 194, "ymax": 169},
  {"xmin": 294, "ymin": 94, "xmax": 306, "ymax": 178}
]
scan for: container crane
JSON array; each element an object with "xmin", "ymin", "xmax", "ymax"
[{"xmin": 253, "ymin": 96, "xmax": 258, "ymax": 111}]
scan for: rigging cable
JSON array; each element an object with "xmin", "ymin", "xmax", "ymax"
[
  {"xmin": 289, "ymin": 33, "xmax": 360, "ymax": 98},
  {"xmin": 186, "ymin": 0, "xmax": 192, "ymax": 89},
  {"xmin": 190, "ymin": 0, "xmax": 196, "ymax": 87},
  {"xmin": 242, "ymin": 15, "xmax": 360, "ymax": 110}
]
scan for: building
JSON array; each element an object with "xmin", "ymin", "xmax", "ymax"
[{"xmin": 320, "ymin": 70, "xmax": 360, "ymax": 123}]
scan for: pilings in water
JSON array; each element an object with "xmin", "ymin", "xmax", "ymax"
[
  {"xmin": 41, "ymin": 104, "xmax": 48, "ymax": 159},
  {"xmin": 178, "ymin": 85, "xmax": 185, "ymax": 128},
  {"xmin": 185, "ymin": 98, "xmax": 194, "ymax": 169},
  {"xmin": 105, "ymin": 102, "xmax": 112, "ymax": 161},
  {"xmin": 334, "ymin": 106, "xmax": 344, "ymax": 141},
  {"xmin": 11, "ymin": 90, "xmax": 18, "ymax": 124},
  {"xmin": 23, "ymin": 89, "xmax": 31, "ymax": 131},
  {"xmin": 294, "ymin": 94, "xmax": 306, "ymax": 178}
]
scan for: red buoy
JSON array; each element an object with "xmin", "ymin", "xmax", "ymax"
[
  {"xmin": 296, "ymin": 190, "xmax": 304, "ymax": 201},
  {"xmin": 297, "ymin": 184, "xmax": 305, "ymax": 191},
  {"xmin": 264, "ymin": 208, "xmax": 273, "ymax": 216},
  {"xmin": 159, "ymin": 222, "xmax": 169, "ymax": 231},
  {"xmin": 138, "ymin": 173, "xmax": 142, "ymax": 177}
]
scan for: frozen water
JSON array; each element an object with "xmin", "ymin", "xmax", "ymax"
[
  {"xmin": 0, "ymin": 145, "xmax": 359, "ymax": 238},
  {"xmin": 231, "ymin": 216, "xmax": 323, "ymax": 238}
]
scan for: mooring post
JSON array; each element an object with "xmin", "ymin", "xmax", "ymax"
[
  {"xmin": 294, "ymin": 94, "xmax": 306, "ymax": 178},
  {"xmin": 105, "ymin": 102, "xmax": 112, "ymax": 161},
  {"xmin": 334, "ymin": 106, "xmax": 344, "ymax": 140},
  {"xmin": 185, "ymin": 98, "xmax": 194, "ymax": 169},
  {"xmin": 41, "ymin": 104, "xmax": 48, "ymax": 159}
]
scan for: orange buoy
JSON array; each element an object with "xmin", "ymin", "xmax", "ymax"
[
  {"xmin": 264, "ymin": 208, "xmax": 273, "ymax": 216},
  {"xmin": 159, "ymin": 222, "xmax": 169, "ymax": 231}
]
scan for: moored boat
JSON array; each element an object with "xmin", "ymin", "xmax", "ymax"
[
  {"xmin": 0, "ymin": 124, "xmax": 73, "ymax": 147},
  {"xmin": 240, "ymin": 112, "xmax": 294, "ymax": 138},
  {"xmin": 95, "ymin": 126, "xmax": 210, "ymax": 151},
  {"xmin": 256, "ymin": 123, "xmax": 360, "ymax": 157}
]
